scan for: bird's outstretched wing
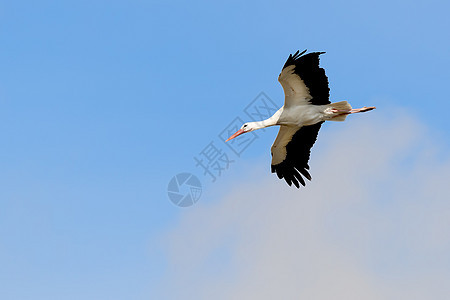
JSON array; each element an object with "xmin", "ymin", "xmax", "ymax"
[
  {"xmin": 278, "ymin": 50, "xmax": 330, "ymax": 107},
  {"xmin": 271, "ymin": 122, "xmax": 323, "ymax": 188}
]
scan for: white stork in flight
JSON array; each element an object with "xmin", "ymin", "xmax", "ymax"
[{"xmin": 226, "ymin": 50, "xmax": 375, "ymax": 188}]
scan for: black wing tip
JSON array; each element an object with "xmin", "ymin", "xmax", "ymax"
[
  {"xmin": 293, "ymin": 49, "xmax": 307, "ymax": 59},
  {"xmin": 271, "ymin": 163, "xmax": 311, "ymax": 188},
  {"xmin": 270, "ymin": 123, "xmax": 323, "ymax": 189},
  {"xmin": 290, "ymin": 49, "xmax": 325, "ymax": 58},
  {"xmin": 283, "ymin": 49, "xmax": 306, "ymax": 69},
  {"xmin": 282, "ymin": 49, "xmax": 326, "ymax": 70},
  {"xmin": 297, "ymin": 167, "xmax": 312, "ymax": 181}
]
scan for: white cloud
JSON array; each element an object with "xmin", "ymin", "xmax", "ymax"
[{"xmin": 159, "ymin": 112, "xmax": 450, "ymax": 300}]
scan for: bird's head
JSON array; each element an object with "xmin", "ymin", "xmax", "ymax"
[{"xmin": 225, "ymin": 123, "xmax": 254, "ymax": 142}]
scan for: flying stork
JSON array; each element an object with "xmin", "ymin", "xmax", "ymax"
[{"xmin": 226, "ymin": 50, "xmax": 375, "ymax": 188}]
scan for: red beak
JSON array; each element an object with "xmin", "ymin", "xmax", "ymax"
[{"xmin": 225, "ymin": 129, "xmax": 245, "ymax": 142}]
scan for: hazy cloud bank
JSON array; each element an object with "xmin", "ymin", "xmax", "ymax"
[{"xmin": 159, "ymin": 113, "xmax": 450, "ymax": 300}]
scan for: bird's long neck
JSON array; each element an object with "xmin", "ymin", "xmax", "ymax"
[
  {"xmin": 250, "ymin": 107, "xmax": 282, "ymax": 130},
  {"xmin": 250, "ymin": 119, "xmax": 276, "ymax": 130}
]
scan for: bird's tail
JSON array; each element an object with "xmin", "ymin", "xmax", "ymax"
[{"xmin": 327, "ymin": 101, "xmax": 352, "ymax": 121}]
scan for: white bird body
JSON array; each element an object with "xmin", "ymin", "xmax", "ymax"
[
  {"xmin": 226, "ymin": 50, "xmax": 375, "ymax": 188},
  {"xmin": 278, "ymin": 104, "xmax": 326, "ymax": 126}
]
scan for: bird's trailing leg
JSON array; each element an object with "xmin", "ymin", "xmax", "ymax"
[{"xmin": 331, "ymin": 106, "xmax": 376, "ymax": 114}]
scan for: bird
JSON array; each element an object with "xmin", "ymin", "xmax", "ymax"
[{"xmin": 226, "ymin": 50, "xmax": 375, "ymax": 188}]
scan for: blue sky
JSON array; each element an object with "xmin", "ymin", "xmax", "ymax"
[{"xmin": 1, "ymin": 0, "xmax": 449, "ymax": 299}]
